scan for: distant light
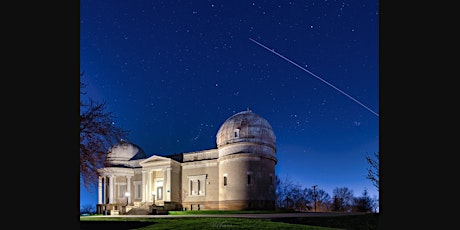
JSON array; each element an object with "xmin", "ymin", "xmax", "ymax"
[{"xmin": 125, "ymin": 192, "xmax": 130, "ymax": 197}]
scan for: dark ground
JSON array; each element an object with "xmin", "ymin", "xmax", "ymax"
[
  {"xmin": 80, "ymin": 221, "xmax": 153, "ymax": 230},
  {"xmin": 80, "ymin": 213, "xmax": 379, "ymax": 230},
  {"xmin": 269, "ymin": 213, "xmax": 379, "ymax": 230}
]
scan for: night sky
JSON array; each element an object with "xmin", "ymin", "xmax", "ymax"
[{"xmin": 80, "ymin": 0, "xmax": 379, "ymax": 210}]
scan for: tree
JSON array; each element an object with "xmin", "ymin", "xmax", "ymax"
[
  {"xmin": 80, "ymin": 204, "xmax": 96, "ymax": 215},
  {"xmin": 289, "ymin": 184, "xmax": 307, "ymax": 211},
  {"xmin": 275, "ymin": 175, "xmax": 297, "ymax": 210},
  {"xmin": 306, "ymin": 188, "xmax": 331, "ymax": 212},
  {"xmin": 365, "ymin": 152, "xmax": 380, "ymax": 213},
  {"xmin": 331, "ymin": 195, "xmax": 344, "ymax": 212},
  {"xmin": 275, "ymin": 176, "xmax": 332, "ymax": 212},
  {"xmin": 80, "ymin": 72, "xmax": 129, "ymax": 191},
  {"xmin": 352, "ymin": 189, "xmax": 374, "ymax": 212},
  {"xmin": 371, "ymin": 194, "xmax": 379, "ymax": 213},
  {"xmin": 331, "ymin": 187, "xmax": 354, "ymax": 212},
  {"xmin": 365, "ymin": 152, "xmax": 379, "ymax": 192}
]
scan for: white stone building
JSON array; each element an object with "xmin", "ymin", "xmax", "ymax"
[{"xmin": 96, "ymin": 110, "xmax": 277, "ymax": 214}]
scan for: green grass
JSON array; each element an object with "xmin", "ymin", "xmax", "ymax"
[
  {"xmin": 270, "ymin": 213, "xmax": 379, "ymax": 230},
  {"xmin": 80, "ymin": 212, "xmax": 379, "ymax": 230},
  {"xmin": 168, "ymin": 210, "xmax": 292, "ymax": 215},
  {"xmin": 80, "ymin": 217, "xmax": 337, "ymax": 229}
]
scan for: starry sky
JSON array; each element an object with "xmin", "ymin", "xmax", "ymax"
[{"xmin": 80, "ymin": 0, "xmax": 379, "ymax": 210}]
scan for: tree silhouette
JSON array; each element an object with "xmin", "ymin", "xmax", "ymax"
[
  {"xmin": 365, "ymin": 152, "xmax": 379, "ymax": 191},
  {"xmin": 80, "ymin": 72, "xmax": 129, "ymax": 191},
  {"xmin": 332, "ymin": 187, "xmax": 354, "ymax": 212},
  {"xmin": 306, "ymin": 187, "xmax": 331, "ymax": 212},
  {"xmin": 80, "ymin": 204, "xmax": 96, "ymax": 215},
  {"xmin": 352, "ymin": 189, "xmax": 374, "ymax": 212},
  {"xmin": 275, "ymin": 175, "xmax": 296, "ymax": 210}
]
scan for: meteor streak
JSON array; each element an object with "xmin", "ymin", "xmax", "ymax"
[{"xmin": 249, "ymin": 38, "xmax": 379, "ymax": 117}]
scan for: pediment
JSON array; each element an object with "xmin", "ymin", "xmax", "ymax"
[{"xmin": 139, "ymin": 155, "xmax": 173, "ymax": 167}]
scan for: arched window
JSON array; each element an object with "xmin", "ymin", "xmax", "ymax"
[{"xmin": 234, "ymin": 129, "xmax": 240, "ymax": 138}]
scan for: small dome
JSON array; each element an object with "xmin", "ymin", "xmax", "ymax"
[
  {"xmin": 105, "ymin": 140, "xmax": 146, "ymax": 165},
  {"xmin": 216, "ymin": 110, "xmax": 276, "ymax": 149}
]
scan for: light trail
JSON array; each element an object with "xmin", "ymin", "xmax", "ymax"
[{"xmin": 249, "ymin": 38, "xmax": 379, "ymax": 117}]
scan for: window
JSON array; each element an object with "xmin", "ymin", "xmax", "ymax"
[
  {"xmin": 223, "ymin": 173, "xmax": 228, "ymax": 186},
  {"xmin": 117, "ymin": 184, "xmax": 127, "ymax": 198},
  {"xmin": 190, "ymin": 180, "xmax": 200, "ymax": 195},
  {"xmin": 234, "ymin": 129, "xmax": 240, "ymax": 138},
  {"xmin": 247, "ymin": 172, "xmax": 253, "ymax": 185},
  {"xmin": 188, "ymin": 174, "xmax": 207, "ymax": 196},
  {"xmin": 157, "ymin": 187, "xmax": 163, "ymax": 200},
  {"xmin": 155, "ymin": 180, "xmax": 164, "ymax": 200},
  {"xmin": 191, "ymin": 180, "xmax": 199, "ymax": 195},
  {"xmin": 134, "ymin": 181, "xmax": 141, "ymax": 199}
]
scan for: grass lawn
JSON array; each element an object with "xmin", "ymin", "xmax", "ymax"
[
  {"xmin": 80, "ymin": 217, "xmax": 337, "ymax": 229},
  {"xmin": 80, "ymin": 211, "xmax": 379, "ymax": 230}
]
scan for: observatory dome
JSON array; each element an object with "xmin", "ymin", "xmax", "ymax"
[
  {"xmin": 216, "ymin": 109, "xmax": 276, "ymax": 149},
  {"xmin": 105, "ymin": 140, "xmax": 147, "ymax": 166}
]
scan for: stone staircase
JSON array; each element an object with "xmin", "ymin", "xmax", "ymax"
[
  {"xmin": 125, "ymin": 202, "xmax": 152, "ymax": 215},
  {"xmin": 151, "ymin": 205, "xmax": 169, "ymax": 215},
  {"xmin": 126, "ymin": 206, "xmax": 151, "ymax": 215},
  {"xmin": 124, "ymin": 201, "xmax": 170, "ymax": 215}
]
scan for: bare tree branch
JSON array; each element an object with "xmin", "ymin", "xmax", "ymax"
[
  {"xmin": 80, "ymin": 73, "xmax": 129, "ymax": 191},
  {"xmin": 365, "ymin": 152, "xmax": 379, "ymax": 191}
]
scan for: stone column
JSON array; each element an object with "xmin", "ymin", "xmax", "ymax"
[
  {"xmin": 165, "ymin": 167, "xmax": 172, "ymax": 201},
  {"xmin": 142, "ymin": 171, "xmax": 146, "ymax": 202},
  {"xmin": 148, "ymin": 170, "xmax": 153, "ymax": 202},
  {"xmin": 98, "ymin": 176, "xmax": 102, "ymax": 204},
  {"xmin": 126, "ymin": 175, "xmax": 132, "ymax": 204},
  {"xmin": 109, "ymin": 175, "xmax": 115, "ymax": 204}
]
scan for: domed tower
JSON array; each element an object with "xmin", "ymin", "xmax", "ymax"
[
  {"xmin": 105, "ymin": 140, "xmax": 147, "ymax": 167},
  {"xmin": 216, "ymin": 109, "xmax": 277, "ymax": 210},
  {"xmin": 97, "ymin": 140, "xmax": 147, "ymax": 211}
]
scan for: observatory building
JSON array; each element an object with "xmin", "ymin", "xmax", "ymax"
[{"xmin": 96, "ymin": 109, "xmax": 277, "ymax": 214}]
